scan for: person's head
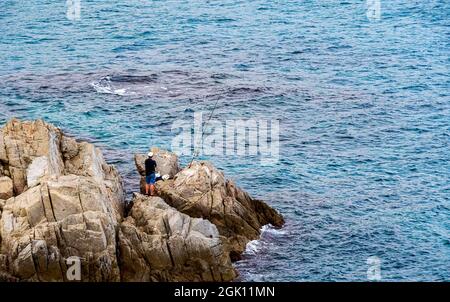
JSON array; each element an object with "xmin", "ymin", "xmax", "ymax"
[{"xmin": 147, "ymin": 151, "xmax": 153, "ymax": 158}]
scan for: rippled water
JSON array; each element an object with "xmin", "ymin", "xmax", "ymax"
[{"xmin": 0, "ymin": 1, "xmax": 449, "ymax": 281}]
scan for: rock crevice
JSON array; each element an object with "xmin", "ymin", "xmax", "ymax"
[
  {"xmin": 153, "ymin": 160, "xmax": 284, "ymax": 259},
  {"xmin": 0, "ymin": 119, "xmax": 284, "ymax": 282},
  {"xmin": 0, "ymin": 119, "xmax": 124, "ymax": 281}
]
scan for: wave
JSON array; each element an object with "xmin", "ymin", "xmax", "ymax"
[
  {"xmin": 261, "ymin": 224, "xmax": 287, "ymax": 236},
  {"xmin": 243, "ymin": 240, "xmax": 261, "ymax": 256},
  {"xmin": 242, "ymin": 224, "xmax": 286, "ymax": 256},
  {"xmin": 90, "ymin": 76, "xmax": 128, "ymax": 96},
  {"xmin": 1, "ymin": 69, "xmax": 305, "ymax": 101}
]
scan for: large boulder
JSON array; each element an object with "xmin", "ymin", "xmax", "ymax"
[
  {"xmin": 135, "ymin": 147, "xmax": 181, "ymax": 178},
  {"xmin": 118, "ymin": 194, "xmax": 236, "ymax": 281},
  {"xmin": 0, "ymin": 119, "xmax": 125, "ymax": 281},
  {"xmin": 0, "ymin": 176, "xmax": 121, "ymax": 281},
  {"xmin": 0, "ymin": 119, "xmax": 64, "ymax": 195},
  {"xmin": 155, "ymin": 160, "xmax": 284, "ymax": 260},
  {"xmin": 134, "ymin": 147, "xmax": 181, "ymax": 194}
]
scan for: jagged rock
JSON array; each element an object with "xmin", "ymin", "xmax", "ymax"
[
  {"xmin": 26, "ymin": 156, "xmax": 49, "ymax": 188},
  {"xmin": 155, "ymin": 160, "xmax": 284, "ymax": 260},
  {"xmin": 0, "ymin": 176, "xmax": 121, "ymax": 281},
  {"xmin": 118, "ymin": 194, "xmax": 236, "ymax": 281},
  {"xmin": 0, "ymin": 119, "xmax": 284, "ymax": 282},
  {"xmin": 0, "ymin": 176, "xmax": 13, "ymax": 200},
  {"xmin": 60, "ymin": 136, "xmax": 79, "ymax": 160},
  {"xmin": 64, "ymin": 142, "xmax": 105, "ymax": 180},
  {"xmin": 135, "ymin": 147, "xmax": 181, "ymax": 178},
  {"xmin": 134, "ymin": 147, "xmax": 180, "ymax": 183},
  {"xmin": 0, "ymin": 119, "xmax": 125, "ymax": 281},
  {"xmin": 0, "ymin": 119, "xmax": 64, "ymax": 195},
  {"xmin": 135, "ymin": 147, "xmax": 181, "ymax": 193}
]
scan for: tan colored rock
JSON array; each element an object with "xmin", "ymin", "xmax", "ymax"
[
  {"xmin": 62, "ymin": 141, "xmax": 125, "ymax": 219},
  {"xmin": 118, "ymin": 194, "xmax": 236, "ymax": 281},
  {"xmin": 0, "ymin": 119, "xmax": 65, "ymax": 195},
  {"xmin": 156, "ymin": 161, "xmax": 284, "ymax": 259},
  {"xmin": 0, "ymin": 176, "xmax": 13, "ymax": 200},
  {"xmin": 0, "ymin": 119, "xmax": 283, "ymax": 282},
  {"xmin": 0, "ymin": 119, "xmax": 125, "ymax": 217},
  {"xmin": 26, "ymin": 156, "xmax": 49, "ymax": 188},
  {"xmin": 135, "ymin": 147, "xmax": 181, "ymax": 194},
  {"xmin": 64, "ymin": 142, "xmax": 103, "ymax": 180},
  {"xmin": 60, "ymin": 136, "xmax": 79, "ymax": 160},
  {"xmin": 135, "ymin": 147, "xmax": 180, "ymax": 177},
  {"xmin": 0, "ymin": 175, "xmax": 121, "ymax": 281},
  {"xmin": 0, "ymin": 119, "xmax": 125, "ymax": 281}
]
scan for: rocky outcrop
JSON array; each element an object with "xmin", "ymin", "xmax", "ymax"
[
  {"xmin": 0, "ymin": 119, "xmax": 63, "ymax": 195},
  {"xmin": 0, "ymin": 119, "xmax": 125, "ymax": 281},
  {"xmin": 118, "ymin": 194, "xmax": 236, "ymax": 281},
  {"xmin": 154, "ymin": 160, "xmax": 284, "ymax": 260},
  {"xmin": 0, "ymin": 119, "xmax": 284, "ymax": 282},
  {"xmin": 135, "ymin": 147, "xmax": 181, "ymax": 179},
  {"xmin": 134, "ymin": 147, "xmax": 181, "ymax": 194},
  {"xmin": 0, "ymin": 176, "xmax": 122, "ymax": 281}
]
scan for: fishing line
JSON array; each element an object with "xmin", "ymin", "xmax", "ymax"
[{"xmin": 188, "ymin": 96, "xmax": 221, "ymax": 168}]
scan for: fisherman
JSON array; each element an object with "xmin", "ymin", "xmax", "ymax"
[{"xmin": 144, "ymin": 151, "xmax": 157, "ymax": 196}]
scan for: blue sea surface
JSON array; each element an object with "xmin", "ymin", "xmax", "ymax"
[{"xmin": 0, "ymin": 1, "xmax": 449, "ymax": 281}]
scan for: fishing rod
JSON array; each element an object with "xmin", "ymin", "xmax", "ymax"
[{"xmin": 188, "ymin": 96, "xmax": 221, "ymax": 168}]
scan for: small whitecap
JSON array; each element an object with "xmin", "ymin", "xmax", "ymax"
[
  {"xmin": 244, "ymin": 239, "xmax": 260, "ymax": 255},
  {"xmin": 261, "ymin": 224, "xmax": 287, "ymax": 236},
  {"xmin": 114, "ymin": 88, "xmax": 127, "ymax": 96},
  {"xmin": 91, "ymin": 80, "xmax": 127, "ymax": 96}
]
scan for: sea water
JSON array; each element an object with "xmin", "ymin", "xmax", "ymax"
[{"xmin": 0, "ymin": 1, "xmax": 448, "ymax": 281}]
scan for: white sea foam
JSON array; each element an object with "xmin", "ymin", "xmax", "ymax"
[
  {"xmin": 244, "ymin": 240, "xmax": 260, "ymax": 255},
  {"xmin": 91, "ymin": 78, "xmax": 127, "ymax": 96},
  {"xmin": 261, "ymin": 224, "xmax": 287, "ymax": 236},
  {"xmin": 242, "ymin": 224, "xmax": 286, "ymax": 256}
]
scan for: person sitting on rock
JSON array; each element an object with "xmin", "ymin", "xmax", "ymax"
[{"xmin": 144, "ymin": 152, "xmax": 157, "ymax": 196}]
